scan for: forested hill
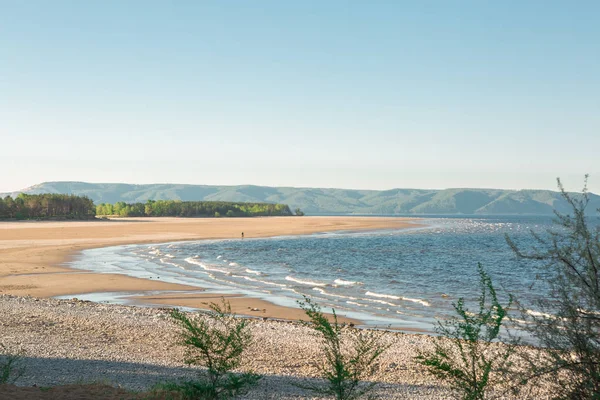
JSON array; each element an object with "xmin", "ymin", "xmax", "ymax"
[{"xmin": 4, "ymin": 181, "xmax": 600, "ymax": 216}]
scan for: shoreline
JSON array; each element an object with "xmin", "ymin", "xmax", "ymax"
[{"xmin": 0, "ymin": 216, "xmax": 420, "ymax": 324}]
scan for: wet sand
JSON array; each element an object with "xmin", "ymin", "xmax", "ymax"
[{"xmin": 0, "ymin": 216, "xmax": 418, "ymax": 321}]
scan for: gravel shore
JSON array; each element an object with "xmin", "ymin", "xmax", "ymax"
[{"xmin": 0, "ymin": 295, "xmax": 548, "ymax": 399}]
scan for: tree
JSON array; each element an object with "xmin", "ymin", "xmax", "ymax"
[
  {"xmin": 95, "ymin": 200, "xmax": 293, "ymax": 218},
  {"xmin": 506, "ymin": 175, "xmax": 600, "ymax": 399},
  {"xmin": 0, "ymin": 194, "xmax": 95, "ymax": 220},
  {"xmin": 295, "ymin": 208, "xmax": 305, "ymax": 216},
  {"xmin": 3, "ymin": 196, "xmax": 15, "ymax": 219},
  {"xmin": 145, "ymin": 200, "xmax": 155, "ymax": 216}
]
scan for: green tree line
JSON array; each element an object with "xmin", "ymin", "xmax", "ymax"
[
  {"xmin": 0, "ymin": 194, "xmax": 96, "ymax": 220},
  {"xmin": 0, "ymin": 195, "xmax": 294, "ymax": 220},
  {"xmin": 96, "ymin": 200, "xmax": 293, "ymax": 218}
]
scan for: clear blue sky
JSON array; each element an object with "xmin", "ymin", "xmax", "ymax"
[{"xmin": 1, "ymin": 1, "xmax": 599, "ymax": 193}]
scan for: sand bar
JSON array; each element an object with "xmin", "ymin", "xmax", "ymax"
[{"xmin": 0, "ymin": 216, "xmax": 418, "ymax": 321}]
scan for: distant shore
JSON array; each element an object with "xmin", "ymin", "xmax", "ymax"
[{"xmin": 0, "ymin": 216, "xmax": 418, "ymax": 322}]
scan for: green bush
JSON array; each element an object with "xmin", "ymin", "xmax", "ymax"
[
  {"xmin": 299, "ymin": 296, "xmax": 388, "ymax": 400},
  {"xmin": 169, "ymin": 300, "xmax": 260, "ymax": 399},
  {"xmin": 415, "ymin": 264, "xmax": 517, "ymax": 400},
  {"xmin": 506, "ymin": 176, "xmax": 600, "ymax": 398}
]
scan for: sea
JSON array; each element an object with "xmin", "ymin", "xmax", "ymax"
[{"xmin": 67, "ymin": 216, "xmax": 558, "ymax": 333}]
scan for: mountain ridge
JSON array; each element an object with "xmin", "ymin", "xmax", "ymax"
[{"xmin": 2, "ymin": 181, "xmax": 599, "ymax": 216}]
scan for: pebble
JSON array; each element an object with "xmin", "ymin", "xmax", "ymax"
[{"xmin": 0, "ymin": 294, "xmax": 550, "ymax": 399}]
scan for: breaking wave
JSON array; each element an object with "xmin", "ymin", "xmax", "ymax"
[
  {"xmin": 334, "ymin": 278, "xmax": 363, "ymax": 286},
  {"xmin": 184, "ymin": 257, "xmax": 229, "ymax": 274},
  {"xmin": 366, "ymin": 291, "xmax": 430, "ymax": 307},
  {"xmin": 285, "ymin": 276, "xmax": 327, "ymax": 287}
]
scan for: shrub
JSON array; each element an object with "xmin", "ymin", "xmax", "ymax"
[
  {"xmin": 298, "ymin": 296, "xmax": 388, "ymax": 400},
  {"xmin": 169, "ymin": 299, "xmax": 260, "ymax": 399},
  {"xmin": 506, "ymin": 176, "xmax": 600, "ymax": 398},
  {"xmin": 415, "ymin": 264, "xmax": 517, "ymax": 400}
]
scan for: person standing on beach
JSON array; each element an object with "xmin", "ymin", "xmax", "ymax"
[{"xmin": 241, "ymin": 232, "xmax": 244, "ymax": 239}]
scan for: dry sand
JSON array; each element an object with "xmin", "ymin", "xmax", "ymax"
[{"xmin": 0, "ymin": 216, "xmax": 418, "ymax": 322}]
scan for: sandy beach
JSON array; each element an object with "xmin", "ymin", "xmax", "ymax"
[
  {"xmin": 0, "ymin": 217, "xmax": 554, "ymax": 399},
  {"xmin": 0, "ymin": 216, "xmax": 417, "ymax": 321}
]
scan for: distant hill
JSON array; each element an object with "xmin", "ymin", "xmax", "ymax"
[{"xmin": 2, "ymin": 181, "xmax": 599, "ymax": 216}]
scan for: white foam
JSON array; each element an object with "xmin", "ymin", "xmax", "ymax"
[
  {"xmin": 233, "ymin": 275, "xmax": 258, "ymax": 283},
  {"xmin": 285, "ymin": 276, "xmax": 327, "ymax": 287},
  {"xmin": 365, "ymin": 291, "xmax": 430, "ymax": 307},
  {"xmin": 229, "ymin": 262, "xmax": 239, "ymax": 267},
  {"xmin": 366, "ymin": 291, "xmax": 400, "ymax": 300},
  {"xmin": 402, "ymin": 297, "xmax": 431, "ymax": 307},
  {"xmin": 164, "ymin": 254, "xmax": 175, "ymax": 258},
  {"xmin": 312, "ymin": 288, "xmax": 357, "ymax": 300},
  {"xmin": 577, "ymin": 308, "xmax": 600, "ymax": 316},
  {"xmin": 160, "ymin": 259, "xmax": 181, "ymax": 268},
  {"xmin": 334, "ymin": 278, "xmax": 363, "ymax": 286},
  {"xmin": 346, "ymin": 301, "xmax": 368, "ymax": 307},
  {"xmin": 217, "ymin": 255, "xmax": 222, "ymax": 259},
  {"xmin": 184, "ymin": 257, "xmax": 203, "ymax": 267},
  {"xmin": 256, "ymin": 279, "xmax": 286, "ymax": 288},
  {"xmin": 367, "ymin": 298, "xmax": 396, "ymax": 307},
  {"xmin": 526, "ymin": 309, "xmax": 555, "ymax": 319},
  {"xmin": 184, "ymin": 257, "xmax": 229, "ymax": 274},
  {"xmin": 245, "ymin": 268, "xmax": 262, "ymax": 275},
  {"xmin": 232, "ymin": 274, "xmax": 286, "ymax": 288}
]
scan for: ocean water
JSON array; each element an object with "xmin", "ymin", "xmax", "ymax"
[{"xmin": 68, "ymin": 216, "xmax": 557, "ymax": 332}]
